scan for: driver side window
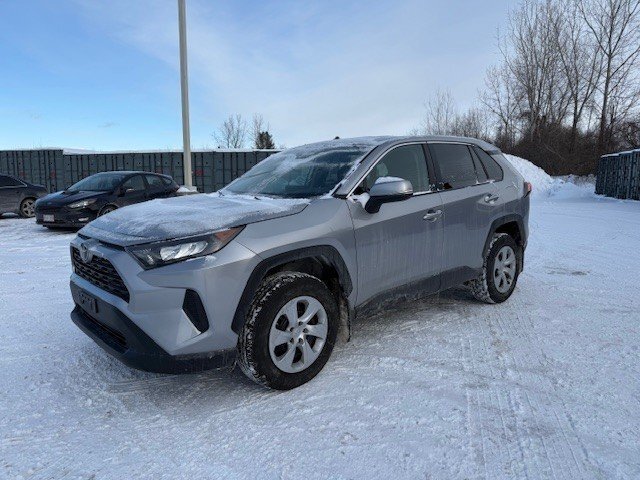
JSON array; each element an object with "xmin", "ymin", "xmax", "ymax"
[{"xmin": 357, "ymin": 144, "xmax": 430, "ymax": 194}]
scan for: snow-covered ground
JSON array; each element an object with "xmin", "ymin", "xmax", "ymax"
[{"xmin": 1, "ymin": 173, "xmax": 639, "ymax": 479}]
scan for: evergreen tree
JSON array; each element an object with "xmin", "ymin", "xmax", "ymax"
[{"xmin": 255, "ymin": 131, "xmax": 276, "ymax": 149}]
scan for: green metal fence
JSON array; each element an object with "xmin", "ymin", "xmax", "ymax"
[
  {"xmin": 596, "ymin": 149, "xmax": 640, "ymax": 200},
  {"xmin": 0, "ymin": 149, "xmax": 277, "ymax": 193}
]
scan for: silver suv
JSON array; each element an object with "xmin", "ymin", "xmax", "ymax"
[{"xmin": 69, "ymin": 136, "xmax": 530, "ymax": 390}]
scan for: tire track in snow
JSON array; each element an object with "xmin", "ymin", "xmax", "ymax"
[
  {"xmin": 455, "ymin": 282, "xmax": 597, "ymax": 480},
  {"xmin": 487, "ymin": 287, "xmax": 592, "ymax": 479}
]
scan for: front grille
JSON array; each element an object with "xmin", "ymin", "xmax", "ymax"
[
  {"xmin": 72, "ymin": 248, "xmax": 130, "ymax": 302},
  {"xmin": 36, "ymin": 205, "xmax": 62, "ymax": 213}
]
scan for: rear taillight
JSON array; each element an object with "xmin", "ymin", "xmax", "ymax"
[{"xmin": 524, "ymin": 181, "xmax": 532, "ymax": 197}]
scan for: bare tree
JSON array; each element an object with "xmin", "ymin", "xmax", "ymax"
[
  {"xmin": 618, "ymin": 114, "xmax": 640, "ymax": 147},
  {"xmin": 481, "ymin": 65, "xmax": 521, "ymax": 150},
  {"xmin": 213, "ymin": 114, "xmax": 248, "ymax": 148},
  {"xmin": 555, "ymin": 0, "xmax": 603, "ymax": 151},
  {"xmin": 419, "ymin": 88, "xmax": 457, "ymax": 135},
  {"xmin": 466, "ymin": 0, "xmax": 640, "ymax": 174},
  {"xmin": 450, "ymin": 107, "xmax": 493, "ymax": 141},
  {"xmin": 414, "ymin": 89, "xmax": 493, "ymax": 142},
  {"xmin": 500, "ymin": 0, "xmax": 571, "ymax": 139},
  {"xmin": 251, "ymin": 114, "xmax": 267, "ymax": 146},
  {"xmin": 579, "ymin": 0, "xmax": 640, "ymax": 152}
]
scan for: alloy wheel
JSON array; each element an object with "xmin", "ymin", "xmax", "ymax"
[
  {"xmin": 21, "ymin": 199, "xmax": 35, "ymax": 217},
  {"xmin": 493, "ymin": 245, "xmax": 516, "ymax": 293},
  {"xmin": 268, "ymin": 296, "xmax": 328, "ymax": 373}
]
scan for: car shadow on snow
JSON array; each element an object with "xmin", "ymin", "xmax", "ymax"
[
  {"xmin": 72, "ymin": 341, "xmax": 271, "ymax": 402},
  {"xmin": 36, "ymin": 225, "xmax": 80, "ymax": 235},
  {"xmin": 0, "ymin": 216, "xmax": 78, "ymax": 236},
  {"xmin": 350, "ymin": 286, "xmax": 479, "ymax": 328},
  {"xmin": 64, "ymin": 286, "xmax": 482, "ymax": 407}
]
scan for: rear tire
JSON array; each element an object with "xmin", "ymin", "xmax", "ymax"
[
  {"xmin": 469, "ymin": 233, "xmax": 520, "ymax": 304},
  {"xmin": 237, "ymin": 272, "xmax": 339, "ymax": 390},
  {"xmin": 19, "ymin": 198, "xmax": 36, "ymax": 218}
]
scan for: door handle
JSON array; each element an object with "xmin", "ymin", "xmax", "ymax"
[
  {"xmin": 423, "ymin": 209, "xmax": 442, "ymax": 221},
  {"xmin": 484, "ymin": 194, "xmax": 499, "ymax": 204}
]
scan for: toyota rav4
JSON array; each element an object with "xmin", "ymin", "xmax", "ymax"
[{"xmin": 69, "ymin": 136, "xmax": 530, "ymax": 390}]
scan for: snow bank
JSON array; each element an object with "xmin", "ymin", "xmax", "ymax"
[
  {"xmin": 503, "ymin": 154, "xmax": 556, "ymax": 196},
  {"xmin": 503, "ymin": 154, "xmax": 594, "ymax": 199}
]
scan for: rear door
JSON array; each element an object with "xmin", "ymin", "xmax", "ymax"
[
  {"xmin": 0, "ymin": 175, "xmax": 24, "ymax": 212},
  {"xmin": 428, "ymin": 143, "xmax": 503, "ymax": 284},
  {"xmin": 472, "ymin": 146, "xmax": 511, "ymax": 218},
  {"xmin": 347, "ymin": 143, "xmax": 444, "ymax": 305},
  {"xmin": 120, "ymin": 174, "xmax": 148, "ymax": 206},
  {"xmin": 145, "ymin": 174, "xmax": 171, "ymax": 200}
]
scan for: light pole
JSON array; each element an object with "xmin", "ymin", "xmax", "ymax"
[{"xmin": 178, "ymin": 0, "xmax": 194, "ymax": 190}]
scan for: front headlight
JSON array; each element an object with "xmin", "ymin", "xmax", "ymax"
[
  {"xmin": 69, "ymin": 198, "xmax": 97, "ymax": 209},
  {"xmin": 126, "ymin": 227, "xmax": 244, "ymax": 269}
]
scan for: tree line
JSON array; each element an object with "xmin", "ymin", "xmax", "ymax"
[
  {"xmin": 213, "ymin": 0, "xmax": 639, "ymax": 175},
  {"xmin": 414, "ymin": 0, "xmax": 640, "ymax": 175}
]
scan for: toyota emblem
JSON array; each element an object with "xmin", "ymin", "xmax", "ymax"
[{"xmin": 79, "ymin": 242, "xmax": 93, "ymax": 263}]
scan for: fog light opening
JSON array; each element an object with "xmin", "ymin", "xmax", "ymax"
[{"xmin": 182, "ymin": 289, "xmax": 209, "ymax": 333}]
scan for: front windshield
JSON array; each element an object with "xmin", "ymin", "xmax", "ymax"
[
  {"xmin": 222, "ymin": 143, "xmax": 374, "ymax": 198},
  {"xmin": 67, "ymin": 173, "xmax": 129, "ymax": 192}
]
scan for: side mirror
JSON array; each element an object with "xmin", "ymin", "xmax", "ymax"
[{"xmin": 365, "ymin": 178, "xmax": 413, "ymax": 213}]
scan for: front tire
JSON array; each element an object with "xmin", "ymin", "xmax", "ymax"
[
  {"xmin": 237, "ymin": 272, "xmax": 339, "ymax": 390},
  {"xmin": 469, "ymin": 233, "xmax": 520, "ymax": 304},
  {"xmin": 19, "ymin": 198, "xmax": 36, "ymax": 218},
  {"xmin": 98, "ymin": 205, "xmax": 117, "ymax": 216}
]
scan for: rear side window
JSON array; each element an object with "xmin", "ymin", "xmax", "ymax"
[
  {"xmin": 471, "ymin": 151, "xmax": 488, "ymax": 183},
  {"xmin": 122, "ymin": 175, "xmax": 145, "ymax": 192},
  {"xmin": 0, "ymin": 175, "xmax": 22, "ymax": 187},
  {"xmin": 472, "ymin": 146, "xmax": 504, "ymax": 181},
  {"xmin": 161, "ymin": 176, "xmax": 174, "ymax": 186},
  {"xmin": 429, "ymin": 143, "xmax": 478, "ymax": 189},
  {"xmin": 362, "ymin": 144, "xmax": 430, "ymax": 193},
  {"xmin": 145, "ymin": 175, "xmax": 164, "ymax": 189}
]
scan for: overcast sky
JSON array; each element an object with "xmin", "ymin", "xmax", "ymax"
[{"xmin": 0, "ymin": 0, "xmax": 512, "ymax": 150}]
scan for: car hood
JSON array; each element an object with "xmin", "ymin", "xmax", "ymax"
[
  {"xmin": 38, "ymin": 190, "xmax": 105, "ymax": 206},
  {"xmin": 79, "ymin": 193, "xmax": 310, "ymax": 247}
]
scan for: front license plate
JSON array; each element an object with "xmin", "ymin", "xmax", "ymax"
[
  {"xmin": 78, "ymin": 290, "xmax": 98, "ymax": 315},
  {"xmin": 43, "ymin": 214, "xmax": 54, "ymax": 222}
]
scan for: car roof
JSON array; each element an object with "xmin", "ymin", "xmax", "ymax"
[
  {"xmin": 301, "ymin": 135, "xmax": 501, "ymax": 154},
  {"xmin": 330, "ymin": 135, "xmax": 502, "ymax": 197},
  {"xmin": 91, "ymin": 171, "xmax": 170, "ymax": 177},
  {"xmin": 0, "ymin": 173, "xmax": 26, "ymax": 182}
]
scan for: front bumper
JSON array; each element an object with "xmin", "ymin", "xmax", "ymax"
[
  {"xmin": 36, "ymin": 207, "xmax": 96, "ymax": 227},
  {"xmin": 68, "ymin": 234, "xmax": 260, "ymax": 373},
  {"xmin": 70, "ymin": 282, "xmax": 236, "ymax": 373}
]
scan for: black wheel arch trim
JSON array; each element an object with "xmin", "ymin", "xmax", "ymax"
[
  {"xmin": 231, "ymin": 245, "xmax": 353, "ymax": 334},
  {"xmin": 484, "ymin": 214, "xmax": 526, "ymax": 253},
  {"xmin": 484, "ymin": 214, "xmax": 527, "ymax": 271}
]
